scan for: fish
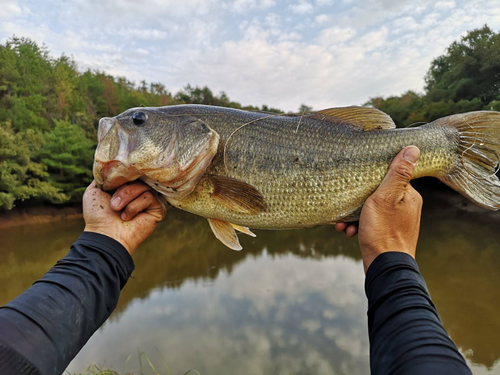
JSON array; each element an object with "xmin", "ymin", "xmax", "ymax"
[{"xmin": 93, "ymin": 105, "xmax": 500, "ymax": 250}]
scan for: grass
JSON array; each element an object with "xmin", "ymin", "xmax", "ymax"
[{"xmin": 67, "ymin": 350, "xmax": 201, "ymax": 375}]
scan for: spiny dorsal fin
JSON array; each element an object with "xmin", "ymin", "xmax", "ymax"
[
  {"xmin": 208, "ymin": 175, "xmax": 267, "ymax": 215},
  {"xmin": 208, "ymin": 218, "xmax": 242, "ymax": 251},
  {"xmin": 314, "ymin": 106, "xmax": 396, "ymax": 131}
]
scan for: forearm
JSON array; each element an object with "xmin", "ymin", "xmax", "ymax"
[
  {"xmin": 0, "ymin": 232, "xmax": 134, "ymax": 375},
  {"xmin": 365, "ymin": 252, "xmax": 471, "ymax": 375}
]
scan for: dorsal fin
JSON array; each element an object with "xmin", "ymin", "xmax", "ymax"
[{"xmin": 313, "ymin": 106, "xmax": 396, "ymax": 131}]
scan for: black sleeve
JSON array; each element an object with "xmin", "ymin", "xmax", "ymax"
[
  {"xmin": 0, "ymin": 232, "xmax": 135, "ymax": 375},
  {"xmin": 365, "ymin": 252, "xmax": 472, "ymax": 375}
]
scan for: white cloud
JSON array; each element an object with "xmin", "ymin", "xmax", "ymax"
[
  {"xmin": 0, "ymin": 0, "xmax": 23, "ymax": 19},
  {"xmin": 317, "ymin": 26, "xmax": 356, "ymax": 45},
  {"xmin": 289, "ymin": 0, "xmax": 314, "ymax": 14},
  {"xmin": 111, "ymin": 28, "xmax": 170, "ymax": 40},
  {"xmin": 315, "ymin": 14, "xmax": 331, "ymax": 25},
  {"xmin": 228, "ymin": 0, "xmax": 276, "ymax": 12},
  {"xmin": 136, "ymin": 48, "xmax": 150, "ymax": 55},
  {"xmin": 435, "ymin": 0, "xmax": 456, "ymax": 9}
]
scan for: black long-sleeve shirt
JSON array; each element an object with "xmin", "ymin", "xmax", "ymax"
[
  {"xmin": 366, "ymin": 252, "xmax": 471, "ymax": 374},
  {"xmin": 0, "ymin": 235, "xmax": 471, "ymax": 374},
  {"xmin": 0, "ymin": 232, "xmax": 134, "ymax": 375}
]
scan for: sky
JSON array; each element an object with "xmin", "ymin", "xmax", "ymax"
[{"xmin": 1, "ymin": 0, "xmax": 500, "ymax": 112}]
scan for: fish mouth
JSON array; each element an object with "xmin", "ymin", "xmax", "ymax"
[{"xmin": 94, "ymin": 159, "xmax": 142, "ymax": 191}]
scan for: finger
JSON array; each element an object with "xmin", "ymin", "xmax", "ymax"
[
  {"xmin": 127, "ymin": 201, "xmax": 166, "ymax": 235},
  {"xmin": 335, "ymin": 223, "xmax": 348, "ymax": 232},
  {"xmin": 84, "ymin": 180, "xmax": 103, "ymax": 195},
  {"xmin": 110, "ymin": 181, "xmax": 150, "ymax": 211},
  {"xmin": 121, "ymin": 191, "xmax": 167, "ymax": 221},
  {"xmin": 377, "ymin": 146, "xmax": 420, "ymax": 195},
  {"xmin": 83, "ymin": 180, "xmax": 111, "ymax": 202},
  {"xmin": 346, "ymin": 224, "xmax": 358, "ymax": 237},
  {"xmin": 121, "ymin": 191, "xmax": 154, "ymax": 221}
]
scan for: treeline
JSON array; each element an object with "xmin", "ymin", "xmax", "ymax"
[
  {"xmin": 0, "ymin": 37, "xmax": 282, "ymax": 209},
  {"xmin": 368, "ymin": 25, "xmax": 500, "ymax": 127},
  {"xmin": 1, "ymin": 25, "xmax": 499, "ymax": 209}
]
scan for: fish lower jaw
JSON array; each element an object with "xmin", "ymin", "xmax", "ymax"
[{"xmin": 94, "ymin": 160, "xmax": 142, "ymax": 191}]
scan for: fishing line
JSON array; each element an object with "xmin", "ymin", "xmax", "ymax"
[
  {"xmin": 223, "ymin": 113, "xmax": 283, "ymax": 174},
  {"xmin": 295, "ymin": 111, "xmax": 305, "ymax": 134},
  {"xmin": 222, "ymin": 110, "xmax": 313, "ymax": 173}
]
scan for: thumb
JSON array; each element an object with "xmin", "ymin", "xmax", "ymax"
[{"xmin": 377, "ymin": 146, "xmax": 420, "ymax": 194}]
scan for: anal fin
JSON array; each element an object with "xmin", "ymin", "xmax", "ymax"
[{"xmin": 208, "ymin": 218, "xmax": 243, "ymax": 251}]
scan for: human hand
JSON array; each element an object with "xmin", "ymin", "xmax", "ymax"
[
  {"xmin": 83, "ymin": 180, "xmax": 167, "ymax": 255},
  {"xmin": 336, "ymin": 146, "xmax": 423, "ymax": 273}
]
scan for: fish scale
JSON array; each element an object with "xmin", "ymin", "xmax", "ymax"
[{"xmin": 170, "ymin": 109, "xmax": 454, "ymax": 229}]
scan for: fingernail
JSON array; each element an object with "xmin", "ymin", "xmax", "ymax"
[
  {"xmin": 111, "ymin": 196, "xmax": 121, "ymax": 207},
  {"xmin": 403, "ymin": 147, "xmax": 420, "ymax": 164}
]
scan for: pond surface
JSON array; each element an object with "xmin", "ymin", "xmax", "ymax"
[{"xmin": 1, "ymin": 184, "xmax": 500, "ymax": 374}]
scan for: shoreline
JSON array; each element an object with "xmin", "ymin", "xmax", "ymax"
[
  {"xmin": 0, "ymin": 180, "xmax": 497, "ymax": 229},
  {"xmin": 0, "ymin": 205, "xmax": 83, "ymax": 229}
]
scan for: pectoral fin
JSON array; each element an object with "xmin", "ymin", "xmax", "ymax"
[
  {"xmin": 208, "ymin": 218, "xmax": 243, "ymax": 251},
  {"xmin": 208, "ymin": 175, "xmax": 267, "ymax": 215}
]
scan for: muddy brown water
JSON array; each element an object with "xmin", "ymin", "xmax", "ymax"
[{"xmin": 1, "ymin": 183, "xmax": 499, "ymax": 374}]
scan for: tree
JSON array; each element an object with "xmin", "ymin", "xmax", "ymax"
[
  {"xmin": 298, "ymin": 104, "xmax": 313, "ymax": 114},
  {"xmin": 0, "ymin": 38, "xmax": 52, "ymax": 132},
  {"xmin": 425, "ymin": 25, "xmax": 500, "ymax": 105},
  {"xmin": 38, "ymin": 121, "xmax": 95, "ymax": 202},
  {"xmin": 0, "ymin": 123, "xmax": 66, "ymax": 209}
]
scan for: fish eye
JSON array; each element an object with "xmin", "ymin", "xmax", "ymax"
[{"xmin": 132, "ymin": 112, "xmax": 148, "ymax": 126}]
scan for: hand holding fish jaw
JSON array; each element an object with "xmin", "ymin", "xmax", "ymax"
[
  {"xmin": 83, "ymin": 180, "xmax": 167, "ymax": 255},
  {"xmin": 337, "ymin": 146, "xmax": 423, "ymax": 273}
]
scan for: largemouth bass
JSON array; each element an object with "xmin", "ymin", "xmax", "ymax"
[{"xmin": 93, "ymin": 105, "xmax": 500, "ymax": 250}]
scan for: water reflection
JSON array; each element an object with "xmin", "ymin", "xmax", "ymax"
[
  {"xmin": 1, "ymin": 185, "xmax": 499, "ymax": 373},
  {"xmin": 116, "ymin": 214, "xmax": 361, "ymax": 315}
]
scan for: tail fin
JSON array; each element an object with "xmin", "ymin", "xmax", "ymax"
[{"xmin": 433, "ymin": 111, "xmax": 500, "ymax": 210}]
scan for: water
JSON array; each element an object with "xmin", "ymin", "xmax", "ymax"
[{"xmin": 1, "ymin": 185, "xmax": 500, "ymax": 374}]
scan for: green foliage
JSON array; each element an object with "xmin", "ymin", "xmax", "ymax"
[
  {"xmin": 0, "ymin": 122, "xmax": 67, "ymax": 209},
  {"xmin": 425, "ymin": 25, "xmax": 500, "ymax": 105},
  {"xmin": 298, "ymin": 104, "xmax": 313, "ymax": 114},
  {"xmin": 369, "ymin": 25, "xmax": 500, "ymax": 128},
  {"xmin": 368, "ymin": 91, "xmax": 424, "ymax": 127},
  {"xmin": 38, "ymin": 121, "xmax": 95, "ymax": 202}
]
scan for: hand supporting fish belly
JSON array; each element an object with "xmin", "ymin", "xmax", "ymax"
[{"xmin": 93, "ymin": 104, "xmax": 500, "ymax": 250}]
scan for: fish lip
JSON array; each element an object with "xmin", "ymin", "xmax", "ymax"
[
  {"xmin": 94, "ymin": 159, "xmax": 142, "ymax": 191},
  {"xmin": 98, "ymin": 117, "xmax": 116, "ymax": 142}
]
